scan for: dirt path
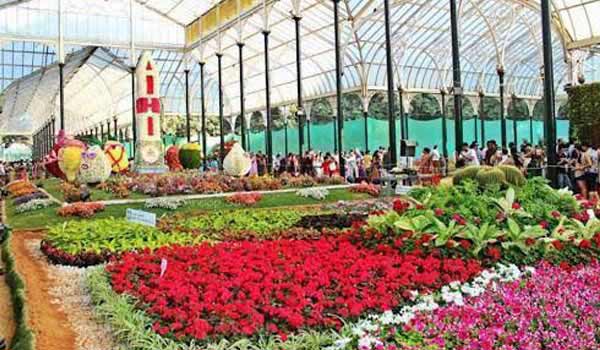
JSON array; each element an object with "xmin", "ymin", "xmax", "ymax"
[
  {"xmin": 10, "ymin": 230, "xmax": 77, "ymax": 350},
  {"xmin": 0, "ymin": 255, "xmax": 15, "ymax": 347}
]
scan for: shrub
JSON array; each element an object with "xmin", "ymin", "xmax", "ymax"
[
  {"xmin": 225, "ymin": 192, "xmax": 263, "ymax": 206},
  {"xmin": 350, "ymin": 182, "xmax": 380, "ymax": 197},
  {"xmin": 57, "ymin": 202, "xmax": 105, "ymax": 218}
]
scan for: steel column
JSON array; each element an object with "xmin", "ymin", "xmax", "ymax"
[
  {"xmin": 199, "ymin": 62, "xmax": 208, "ymax": 170},
  {"xmin": 541, "ymin": 0, "xmax": 557, "ymax": 185},
  {"xmin": 113, "ymin": 117, "xmax": 118, "ymax": 139},
  {"xmin": 106, "ymin": 119, "xmax": 111, "ymax": 140},
  {"xmin": 217, "ymin": 54, "xmax": 225, "ymax": 170},
  {"xmin": 529, "ymin": 114, "xmax": 534, "ymax": 144},
  {"xmin": 238, "ymin": 43, "xmax": 247, "ymax": 150},
  {"xmin": 59, "ymin": 63, "xmax": 65, "ymax": 130},
  {"xmin": 184, "ymin": 69, "xmax": 191, "ymax": 142},
  {"xmin": 130, "ymin": 68, "xmax": 136, "ymax": 157},
  {"xmin": 333, "ymin": 0, "xmax": 345, "ymax": 177},
  {"xmin": 293, "ymin": 15, "xmax": 304, "ymax": 155},
  {"xmin": 440, "ymin": 89, "xmax": 448, "ymax": 158},
  {"xmin": 384, "ymin": 0, "xmax": 397, "ymax": 166},
  {"xmin": 498, "ymin": 67, "xmax": 507, "ymax": 147},
  {"xmin": 51, "ymin": 117, "xmax": 55, "ymax": 148},
  {"xmin": 449, "ymin": 0, "xmax": 463, "ymax": 153},
  {"xmin": 479, "ymin": 91, "xmax": 485, "ymax": 143},
  {"xmin": 263, "ymin": 30, "xmax": 273, "ymax": 172},
  {"xmin": 398, "ymin": 86, "xmax": 405, "ymax": 140},
  {"xmin": 363, "ymin": 110, "xmax": 369, "ymax": 151}
]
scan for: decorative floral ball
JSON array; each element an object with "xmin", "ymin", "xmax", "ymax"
[
  {"xmin": 179, "ymin": 143, "xmax": 202, "ymax": 169},
  {"xmin": 78, "ymin": 145, "xmax": 112, "ymax": 184},
  {"xmin": 104, "ymin": 141, "xmax": 129, "ymax": 173}
]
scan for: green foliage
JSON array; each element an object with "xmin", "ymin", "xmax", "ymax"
[
  {"xmin": 457, "ymin": 223, "xmax": 501, "ymax": 255},
  {"xmin": 507, "ymin": 96, "xmax": 530, "ymax": 121},
  {"xmin": 175, "ymin": 209, "xmax": 306, "ymax": 236},
  {"xmin": 445, "ymin": 96, "xmax": 475, "ymax": 120},
  {"xmin": 567, "ymin": 83, "xmax": 600, "ymax": 144},
  {"xmin": 45, "ymin": 218, "xmax": 211, "ymax": 255},
  {"xmin": 368, "ymin": 93, "xmax": 401, "ymax": 120},
  {"xmin": 342, "ymin": 93, "xmax": 364, "ymax": 121},
  {"xmin": 409, "ymin": 93, "xmax": 440, "ymax": 120},
  {"xmin": 1, "ymin": 229, "xmax": 36, "ymax": 350},
  {"xmin": 310, "ymin": 98, "xmax": 334, "ymax": 124},
  {"xmin": 482, "ymin": 97, "xmax": 501, "ymax": 120},
  {"xmin": 475, "ymin": 167, "xmax": 506, "ymax": 187}
]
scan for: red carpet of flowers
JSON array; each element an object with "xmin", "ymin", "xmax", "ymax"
[{"xmin": 108, "ymin": 236, "xmax": 481, "ymax": 341}]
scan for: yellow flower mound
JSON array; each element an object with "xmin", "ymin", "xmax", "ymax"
[{"xmin": 58, "ymin": 146, "xmax": 83, "ymax": 182}]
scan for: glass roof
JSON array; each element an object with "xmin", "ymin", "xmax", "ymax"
[{"xmin": 0, "ymin": 0, "xmax": 598, "ymax": 135}]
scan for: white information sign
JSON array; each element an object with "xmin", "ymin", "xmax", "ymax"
[{"xmin": 126, "ymin": 208, "xmax": 156, "ymax": 227}]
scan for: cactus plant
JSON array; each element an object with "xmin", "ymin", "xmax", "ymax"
[
  {"xmin": 179, "ymin": 143, "xmax": 202, "ymax": 169},
  {"xmin": 475, "ymin": 167, "xmax": 506, "ymax": 188},
  {"xmin": 497, "ymin": 165, "xmax": 527, "ymax": 187},
  {"xmin": 453, "ymin": 165, "xmax": 484, "ymax": 185}
]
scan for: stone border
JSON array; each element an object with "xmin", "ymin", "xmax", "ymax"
[{"xmin": 95, "ymin": 184, "xmax": 354, "ymax": 207}]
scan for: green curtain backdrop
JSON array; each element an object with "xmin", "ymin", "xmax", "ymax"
[
  {"xmin": 120, "ymin": 118, "xmax": 569, "ymax": 160},
  {"xmin": 244, "ymin": 117, "xmax": 569, "ymax": 156}
]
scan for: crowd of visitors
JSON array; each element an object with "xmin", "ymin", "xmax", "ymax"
[{"xmin": 242, "ymin": 148, "xmax": 395, "ymax": 183}]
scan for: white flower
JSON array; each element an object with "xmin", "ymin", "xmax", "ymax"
[
  {"xmin": 358, "ymin": 335, "xmax": 382, "ymax": 350},
  {"xmin": 15, "ymin": 199, "xmax": 53, "ymax": 213},
  {"xmin": 296, "ymin": 188, "xmax": 330, "ymax": 200},
  {"xmin": 144, "ymin": 197, "xmax": 186, "ymax": 210}
]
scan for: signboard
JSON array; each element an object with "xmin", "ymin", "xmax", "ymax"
[
  {"xmin": 126, "ymin": 208, "xmax": 156, "ymax": 227},
  {"xmin": 395, "ymin": 185, "xmax": 412, "ymax": 195}
]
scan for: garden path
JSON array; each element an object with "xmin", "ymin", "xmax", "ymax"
[{"xmin": 10, "ymin": 230, "xmax": 77, "ymax": 350}]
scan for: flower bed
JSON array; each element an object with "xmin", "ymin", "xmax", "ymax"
[
  {"xmin": 41, "ymin": 218, "xmax": 212, "ymax": 266},
  {"xmin": 12, "ymin": 191, "xmax": 48, "ymax": 206},
  {"xmin": 107, "ymin": 236, "xmax": 482, "ymax": 342},
  {"xmin": 57, "ymin": 202, "xmax": 105, "ymax": 218},
  {"xmin": 95, "ymin": 171, "xmax": 346, "ymax": 198},
  {"xmin": 350, "ymin": 182, "xmax": 381, "ymax": 197},
  {"xmin": 346, "ymin": 261, "xmax": 600, "ymax": 350},
  {"xmin": 225, "ymin": 192, "xmax": 263, "ymax": 206},
  {"xmin": 15, "ymin": 198, "xmax": 54, "ymax": 213}
]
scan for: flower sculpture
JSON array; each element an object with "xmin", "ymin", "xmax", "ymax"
[
  {"xmin": 58, "ymin": 139, "xmax": 85, "ymax": 182},
  {"xmin": 104, "ymin": 141, "xmax": 129, "ymax": 173},
  {"xmin": 165, "ymin": 145, "xmax": 183, "ymax": 171},
  {"xmin": 223, "ymin": 143, "xmax": 251, "ymax": 177},
  {"xmin": 78, "ymin": 145, "xmax": 112, "ymax": 184}
]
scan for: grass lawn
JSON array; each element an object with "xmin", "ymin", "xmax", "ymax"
[
  {"xmin": 35, "ymin": 178, "xmax": 149, "ymax": 202},
  {"xmin": 5, "ymin": 188, "xmax": 369, "ymax": 230}
]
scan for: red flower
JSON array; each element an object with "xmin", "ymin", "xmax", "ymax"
[
  {"xmin": 107, "ymin": 236, "xmax": 481, "ymax": 341},
  {"xmin": 415, "ymin": 204, "xmax": 425, "ymax": 210},
  {"xmin": 485, "ymin": 247, "xmax": 501, "ymax": 261},
  {"xmin": 579, "ymin": 239, "xmax": 592, "ymax": 249},
  {"xmin": 393, "ymin": 200, "xmax": 410, "ymax": 214},
  {"xmin": 551, "ymin": 210, "xmax": 561, "ymax": 219},
  {"xmin": 459, "ymin": 240, "xmax": 472, "ymax": 250},
  {"xmin": 525, "ymin": 238, "xmax": 536, "ymax": 246},
  {"xmin": 552, "ymin": 240, "xmax": 564, "ymax": 250},
  {"xmin": 539, "ymin": 220, "xmax": 549, "ymax": 229},
  {"xmin": 512, "ymin": 202, "xmax": 521, "ymax": 210},
  {"xmin": 434, "ymin": 208, "xmax": 444, "ymax": 217},
  {"xmin": 452, "ymin": 214, "xmax": 467, "ymax": 226}
]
